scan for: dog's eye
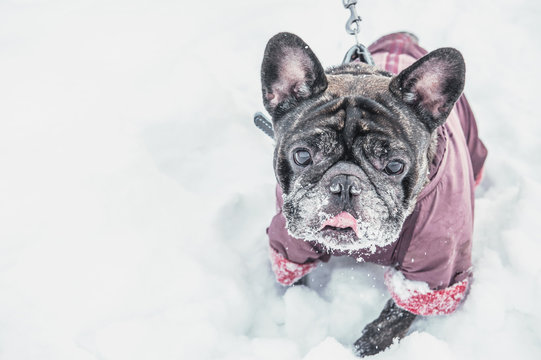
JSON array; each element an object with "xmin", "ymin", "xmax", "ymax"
[
  {"xmin": 293, "ymin": 149, "xmax": 312, "ymax": 166},
  {"xmin": 384, "ymin": 160, "xmax": 404, "ymax": 175}
]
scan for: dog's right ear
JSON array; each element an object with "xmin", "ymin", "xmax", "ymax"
[{"xmin": 261, "ymin": 32, "xmax": 327, "ymax": 118}]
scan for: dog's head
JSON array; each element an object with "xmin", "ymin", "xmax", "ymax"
[{"xmin": 261, "ymin": 33, "xmax": 465, "ymax": 254}]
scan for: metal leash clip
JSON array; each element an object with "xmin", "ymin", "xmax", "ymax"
[
  {"xmin": 342, "ymin": 0, "xmax": 374, "ymax": 65},
  {"xmin": 343, "ymin": 0, "xmax": 362, "ymax": 37},
  {"xmin": 342, "ymin": 43, "xmax": 375, "ymax": 65}
]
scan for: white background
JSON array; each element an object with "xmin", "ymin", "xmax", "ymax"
[{"xmin": 1, "ymin": 0, "xmax": 540, "ymax": 359}]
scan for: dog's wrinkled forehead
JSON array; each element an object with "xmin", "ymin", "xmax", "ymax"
[{"xmin": 281, "ymin": 68, "xmax": 417, "ymax": 147}]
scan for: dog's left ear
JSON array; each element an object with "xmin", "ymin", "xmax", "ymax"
[
  {"xmin": 261, "ymin": 32, "xmax": 327, "ymax": 118},
  {"xmin": 389, "ymin": 48, "xmax": 465, "ymax": 132}
]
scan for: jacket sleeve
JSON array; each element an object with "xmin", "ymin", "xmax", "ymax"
[{"xmin": 384, "ymin": 268, "xmax": 469, "ymax": 316}]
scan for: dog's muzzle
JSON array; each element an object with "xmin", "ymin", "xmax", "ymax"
[{"xmin": 329, "ymin": 174, "xmax": 362, "ymax": 207}]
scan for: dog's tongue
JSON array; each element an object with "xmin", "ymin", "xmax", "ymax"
[{"xmin": 322, "ymin": 212, "xmax": 360, "ymax": 238}]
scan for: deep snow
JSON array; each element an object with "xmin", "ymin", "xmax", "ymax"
[{"xmin": 0, "ymin": 0, "xmax": 540, "ymax": 359}]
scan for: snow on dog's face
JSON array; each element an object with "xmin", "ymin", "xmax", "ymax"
[{"xmin": 261, "ymin": 33, "xmax": 465, "ymax": 254}]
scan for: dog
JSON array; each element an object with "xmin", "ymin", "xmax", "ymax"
[{"xmin": 261, "ymin": 32, "xmax": 487, "ymax": 356}]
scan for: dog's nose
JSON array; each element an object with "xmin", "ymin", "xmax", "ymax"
[{"xmin": 329, "ymin": 174, "xmax": 362, "ymax": 202}]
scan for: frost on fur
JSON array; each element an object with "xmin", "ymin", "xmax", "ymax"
[{"xmin": 281, "ymin": 182, "xmax": 404, "ymax": 255}]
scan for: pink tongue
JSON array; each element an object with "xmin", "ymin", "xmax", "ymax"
[{"xmin": 322, "ymin": 212, "xmax": 360, "ymax": 238}]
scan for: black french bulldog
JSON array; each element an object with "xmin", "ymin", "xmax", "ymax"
[{"xmin": 260, "ymin": 32, "xmax": 465, "ymax": 356}]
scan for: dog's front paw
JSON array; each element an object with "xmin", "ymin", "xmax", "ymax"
[{"xmin": 353, "ymin": 299, "xmax": 417, "ymax": 357}]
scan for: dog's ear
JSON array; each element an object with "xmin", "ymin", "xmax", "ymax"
[
  {"xmin": 389, "ymin": 48, "xmax": 465, "ymax": 132},
  {"xmin": 261, "ymin": 32, "xmax": 327, "ymax": 118}
]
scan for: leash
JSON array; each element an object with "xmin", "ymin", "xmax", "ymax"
[
  {"xmin": 253, "ymin": 1, "xmax": 374, "ymax": 139},
  {"xmin": 342, "ymin": 0, "xmax": 374, "ymax": 65}
]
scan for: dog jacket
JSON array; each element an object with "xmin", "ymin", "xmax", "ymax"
[{"xmin": 267, "ymin": 33, "xmax": 488, "ymax": 316}]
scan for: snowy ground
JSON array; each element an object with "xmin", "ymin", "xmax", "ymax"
[{"xmin": 1, "ymin": 0, "xmax": 540, "ymax": 359}]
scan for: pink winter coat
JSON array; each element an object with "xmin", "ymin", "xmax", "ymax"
[{"xmin": 267, "ymin": 33, "xmax": 487, "ymax": 316}]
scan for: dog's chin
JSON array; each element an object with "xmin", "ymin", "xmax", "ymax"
[
  {"xmin": 288, "ymin": 221, "xmax": 402, "ymax": 255},
  {"xmin": 317, "ymin": 227, "xmax": 361, "ymax": 251}
]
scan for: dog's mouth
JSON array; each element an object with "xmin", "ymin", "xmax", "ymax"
[
  {"xmin": 320, "ymin": 212, "xmax": 360, "ymax": 238},
  {"xmin": 321, "ymin": 225, "xmax": 357, "ymax": 238}
]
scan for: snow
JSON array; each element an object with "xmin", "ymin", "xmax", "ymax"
[
  {"xmin": 0, "ymin": 0, "xmax": 540, "ymax": 359},
  {"xmin": 385, "ymin": 268, "xmax": 432, "ymax": 296}
]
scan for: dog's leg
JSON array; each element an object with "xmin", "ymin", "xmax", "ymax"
[
  {"xmin": 292, "ymin": 276, "xmax": 308, "ymax": 286},
  {"xmin": 353, "ymin": 298, "xmax": 417, "ymax": 357}
]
